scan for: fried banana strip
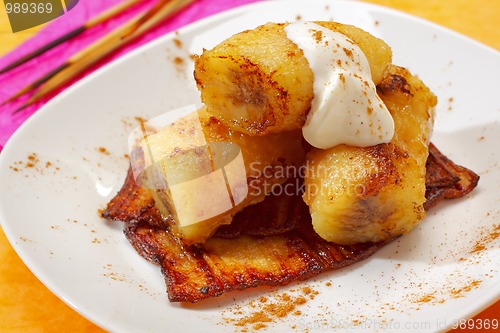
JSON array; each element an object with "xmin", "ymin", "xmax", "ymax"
[
  {"xmin": 103, "ymin": 143, "xmax": 478, "ymax": 302},
  {"xmin": 107, "ymin": 173, "xmax": 390, "ymax": 302},
  {"xmin": 424, "ymin": 143, "xmax": 479, "ymax": 209}
]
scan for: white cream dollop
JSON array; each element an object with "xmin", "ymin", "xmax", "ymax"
[{"xmin": 284, "ymin": 22, "xmax": 394, "ymax": 149}]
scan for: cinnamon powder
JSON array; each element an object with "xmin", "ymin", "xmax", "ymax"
[{"xmin": 223, "ymin": 286, "xmax": 318, "ymax": 330}]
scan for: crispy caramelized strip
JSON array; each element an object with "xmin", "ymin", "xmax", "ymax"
[
  {"xmin": 424, "ymin": 143, "xmax": 480, "ymax": 210},
  {"xmin": 214, "ymin": 179, "xmax": 305, "ymax": 238},
  {"xmin": 103, "ymin": 144, "xmax": 478, "ymax": 302},
  {"xmin": 101, "ymin": 170, "xmax": 171, "ymax": 229},
  {"xmin": 124, "ymin": 221, "xmax": 386, "ymax": 303}
]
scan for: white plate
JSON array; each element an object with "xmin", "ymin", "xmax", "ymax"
[{"xmin": 1, "ymin": 1, "xmax": 499, "ymax": 332}]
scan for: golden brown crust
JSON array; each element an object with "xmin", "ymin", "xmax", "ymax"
[{"xmin": 377, "ymin": 72, "xmax": 413, "ymax": 96}]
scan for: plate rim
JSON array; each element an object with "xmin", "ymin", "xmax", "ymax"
[{"xmin": 0, "ymin": 0, "xmax": 498, "ymax": 332}]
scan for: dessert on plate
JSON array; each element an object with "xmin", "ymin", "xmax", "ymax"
[{"xmin": 102, "ymin": 21, "xmax": 479, "ymax": 302}]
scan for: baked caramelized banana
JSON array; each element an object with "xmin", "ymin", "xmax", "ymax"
[
  {"xmin": 194, "ymin": 22, "xmax": 392, "ymax": 136},
  {"xmin": 303, "ymin": 66, "xmax": 437, "ymax": 245},
  {"xmin": 148, "ymin": 108, "xmax": 305, "ymax": 244}
]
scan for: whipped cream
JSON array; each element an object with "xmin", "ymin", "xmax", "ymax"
[{"xmin": 284, "ymin": 22, "xmax": 394, "ymax": 149}]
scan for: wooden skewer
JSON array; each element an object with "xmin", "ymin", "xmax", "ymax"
[
  {"xmin": 11, "ymin": 0, "xmax": 196, "ymax": 113},
  {"xmin": 0, "ymin": 0, "xmax": 143, "ymax": 75},
  {"xmin": 1, "ymin": 63, "xmax": 69, "ymax": 105}
]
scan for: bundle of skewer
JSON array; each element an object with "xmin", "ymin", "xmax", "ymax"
[{"xmin": 1, "ymin": 0, "xmax": 196, "ymax": 113}]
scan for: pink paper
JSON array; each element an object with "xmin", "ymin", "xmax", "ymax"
[{"xmin": 0, "ymin": 0, "xmax": 260, "ymax": 151}]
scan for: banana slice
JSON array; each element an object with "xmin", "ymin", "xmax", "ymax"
[
  {"xmin": 194, "ymin": 22, "xmax": 392, "ymax": 136},
  {"xmin": 303, "ymin": 66, "xmax": 437, "ymax": 245}
]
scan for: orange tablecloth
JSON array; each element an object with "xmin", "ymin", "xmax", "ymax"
[{"xmin": 0, "ymin": 1, "xmax": 498, "ymax": 332}]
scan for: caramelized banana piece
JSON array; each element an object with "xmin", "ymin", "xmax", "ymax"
[
  {"xmin": 148, "ymin": 108, "xmax": 305, "ymax": 244},
  {"xmin": 303, "ymin": 66, "xmax": 437, "ymax": 245},
  {"xmin": 194, "ymin": 22, "xmax": 392, "ymax": 136}
]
